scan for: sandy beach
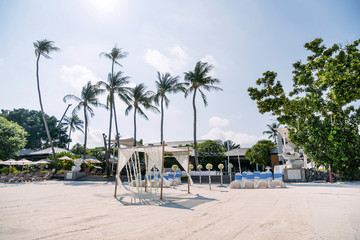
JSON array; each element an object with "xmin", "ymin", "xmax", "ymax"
[{"xmin": 1, "ymin": 180, "xmax": 359, "ymax": 240}]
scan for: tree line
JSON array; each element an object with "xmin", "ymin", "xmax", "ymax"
[{"xmin": 33, "ymin": 39, "xmax": 222, "ymax": 174}]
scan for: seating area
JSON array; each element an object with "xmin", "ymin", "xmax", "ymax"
[
  {"xmin": 230, "ymin": 170, "xmax": 285, "ymax": 189},
  {"xmin": 0, "ymin": 172, "xmax": 52, "ymax": 183}
]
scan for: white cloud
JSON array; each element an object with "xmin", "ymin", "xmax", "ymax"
[
  {"xmin": 208, "ymin": 116, "xmax": 229, "ymax": 128},
  {"xmin": 70, "ymin": 127, "xmax": 104, "ymax": 149},
  {"xmin": 201, "ymin": 127, "xmax": 265, "ymax": 148},
  {"xmin": 144, "ymin": 44, "xmax": 189, "ymax": 74},
  {"xmin": 61, "ymin": 65, "xmax": 104, "ymax": 91},
  {"xmin": 201, "ymin": 55, "xmax": 217, "ymax": 66},
  {"xmin": 0, "ymin": 58, "xmax": 3, "ymax": 65}
]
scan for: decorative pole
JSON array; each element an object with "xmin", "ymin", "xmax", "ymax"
[
  {"xmin": 228, "ymin": 163, "xmax": 233, "ymax": 182},
  {"xmin": 160, "ymin": 141, "xmax": 165, "ymax": 200},
  {"xmin": 171, "ymin": 164, "xmax": 178, "ymax": 189},
  {"xmin": 197, "ymin": 164, "xmax": 203, "ymax": 184},
  {"xmin": 218, "ymin": 163, "xmax": 224, "ymax": 186},
  {"xmin": 206, "ymin": 163, "xmax": 213, "ymax": 190}
]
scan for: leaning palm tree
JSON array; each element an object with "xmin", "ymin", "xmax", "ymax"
[
  {"xmin": 154, "ymin": 72, "xmax": 184, "ymax": 144},
  {"xmin": 34, "ymin": 39, "xmax": 60, "ymax": 172},
  {"xmin": 63, "ymin": 81, "xmax": 105, "ymax": 160},
  {"xmin": 97, "ymin": 72, "xmax": 130, "ymax": 176},
  {"xmin": 184, "ymin": 61, "xmax": 222, "ymax": 167},
  {"xmin": 125, "ymin": 84, "xmax": 159, "ymax": 146},
  {"xmin": 263, "ymin": 122, "xmax": 280, "ymax": 144},
  {"xmin": 63, "ymin": 114, "xmax": 84, "ymax": 150}
]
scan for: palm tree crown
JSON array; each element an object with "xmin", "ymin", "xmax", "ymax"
[
  {"xmin": 263, "ymin": 122, "xmax": 280, "ymax": 144},
  {"xmin": 184, "ymin": 61, "xmax": 223, "ymax": 167},
  {"xmin": 97, "ymin": 71, "xmax": 130, "ymax": 107},
  {"xmin": 63, "ymin": 81, "xmax": 105, "ymax": 159},
  {"xmin": 125, "ymin": 83, "xmax": 159, "ymax": 146},
  {"xmin": 154, "ymin": 72, "xmax": 183, "ymax": 144},
  {"xmin": 100, "ymin": 46, "xmax": 128, "ymax": 72},
  {"xmin": 34, "ymin": 39, "xmax": 60, "ymax": 59},
  {"xmin": 63, "ymin": 114, "xmax": 84, "ymax": 150},
  {"xmin": 222, "ymin": 140, "xmax": 240, "ymax": 151}
]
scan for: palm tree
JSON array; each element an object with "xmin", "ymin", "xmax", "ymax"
[
  {"xmin": 33, "ymin": 39, "xmax": 60, "ymax": 172},
  {"xmin": 63, "ymin": 81, "xmax": 105, "ymax": 160},
  {"xmin": 154, "ymin": 72, "xmax": 183, "ymax": 144},
  {"xmin": 97, "ymin": 72, "xmax": 130, "ymax": 176},
  {"xmin": 63, "ymin": 114, "xmax": 84, "ymax": 150},
  {"xmin": 222, "ymin": 140, "xmax": 240, "ymax": 151},
  {"xmin": 184, "ymin": 61, "xmax": 222, "ymax": 167},
  {"xmin": 125, "ymin": 84, "xmax": 159, "ymax": 146},
  {"xmin": 99, "ymin": 46, "xmax": 128, "ymax": 171},
  {"xmin": 263, "ymin": 122, "xmax": 280, "ymax": 144}
]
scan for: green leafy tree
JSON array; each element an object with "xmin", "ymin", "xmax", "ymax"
[
  {"xmin": 0, "ymin": 108, "xmax": 69, "ymax": 149},
  {"xmin": 125, "ymin": 83, "xmax": 159, "ymax": 146},
  {"xmin": 62, "ymin": 114, "xmax": 84, "ymax": 150},
  {"xmin": 263, "ymin": 122, "xmax": 280, "ymax": 144},
  {"xmin": 248, "ymin": 38, "xmax": 360, "ymax": 179},
  {"xmin": 71, "ymin": 143, "xmax": 85, "ymax": 155},
  {"xmin": 154, "ymin": 72, "xmax": 184, "ymax": 144},
  {"xmin": 97, "ymin": 71, "xmax": 130, "ymax": 176},
  {"xmin": 34, "ymin": 39, "xmax": 60, "ymax": 171},
  {"xmin": 198, "ymin": 140, "xmax": 225, "ymax": 167},
  {"xmin": 64, "ymin": 81, "xmax": 105, "ymax": 160},
  {"xmin": 0, "ymin": 117, "xmax": 28, "ymax": 159},
  {"xmin": 184, "ymin": 61, "xmax": 223, "ymax": 167},
  {"xmin": 245, "ymin": 140, "xmax": 275, "ymax": 167}
]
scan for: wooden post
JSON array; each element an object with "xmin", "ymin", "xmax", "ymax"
[
  {"xmin": 187, "ymin": 146, "xmax": 190, "ymax": 194},
  {"xmin": 160, "ymin": 141, "xmax": 165, "ymax": 200}
]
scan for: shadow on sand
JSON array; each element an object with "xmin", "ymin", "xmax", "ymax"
[{"xmin": 116, "ymin": 191, "xmax": 217, "ymax": 210}]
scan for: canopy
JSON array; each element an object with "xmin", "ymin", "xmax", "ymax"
[
  {"xmin": 116, "ymin": 145, "xmax": 193, "ymax": 187},
  {"xmin": 35, "ymin": 160, "xmax": 51, "ymax": 164},
  {"xmin": 29, "ymin": 147, "xmax": 69, "ymax": 155},
  {"xmin": 110, "ymin": 138, "xmax": 142, "ymax": 147}
]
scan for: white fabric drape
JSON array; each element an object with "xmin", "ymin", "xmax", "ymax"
[{"xmin": 172, "ymin": 151, "xmax": 193, "ymax": 185}]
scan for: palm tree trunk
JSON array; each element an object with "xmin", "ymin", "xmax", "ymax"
[
  {"xmin": 192, "ymin": 90, "xmax": 199, "ymax": 167},
  {"xmin": 113, "ymin": 100, "xmax": 120, "ymax": 155},
  {"xmin": 67, "ymin": 127, "xmax": 72, "ymax": 150},
  {"xmin": 133, "ymin": 108, "xmax": 137, "ymax": 146},
  {"xmin": 107, "ymin": 94, "xmax": 113, "ymax": 176},
  {"xmin": 83, "ymin": 106, "xmax": 88, "ymax": 160},
  {"xmin": 160, "ymin": 96, "xmax": 164, "ymax": 144},
  {"xmin": 36, "ymin": 54, "xmax": 58, "ymax": 172}
]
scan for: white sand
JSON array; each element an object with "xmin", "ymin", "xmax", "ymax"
[{"xmin": 1, "ymin": 180, "xmax": 359, "ymax": 240}]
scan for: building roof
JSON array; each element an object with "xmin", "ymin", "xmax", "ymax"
[
  {"xmin": 225, "ymin": 148, "xmax": 250, "ymax": 157},
  {"xmin": 28, "ymin": 147, "xmax": 69, "ymax": 155}
]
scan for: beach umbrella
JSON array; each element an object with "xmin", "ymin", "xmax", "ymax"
[
  {"xmin": 5, "ymin": 159, "xmax": 19, "ymax": 174},
  {"xmin": 84, "ymin": 159, "xmax": 101, "ymax": 164},
  {"xmin": 0, "ymin": 160, "xmax": 6, "ymax": 165},
  {"xmin": 17, "ymin": 159, "xmax": 33, "ymax": 171},
  {"xmin": 58, "ymin": 156, "xmax": 73, "ymax": 161},
  {"xmin": 35, "ymin": 160, "xmax": 51, "ymax": 164}
]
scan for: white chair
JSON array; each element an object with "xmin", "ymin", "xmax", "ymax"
[
  {"xmin": 243, "ymin": 172, "xmax": 255, "ymax": 189},
  {"xmin": 230, "ymin": 173, "xmax": 242, "ymax": 189}
]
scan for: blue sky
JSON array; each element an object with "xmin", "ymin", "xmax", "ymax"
[{"xmin": 0, "ymin": 0, "xmax": 359, "ymax": 148}]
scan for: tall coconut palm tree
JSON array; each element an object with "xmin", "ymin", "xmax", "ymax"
[
  {"xmin": 154, "ymin": 72, "xmax": 183, "ymax": 144},
  {"xmin": 63, "ymin": 114, "xmax": 84, "ymax": 150},
  {"xmin": 125, "ymin": 84, "xmax": 159, "ymax": 146},
  {"xmin": 33, "ymin": 39, "xmax": 60, "ymax": 172},
  {"xmin": 97, "ymin": 72, "xmax": 130, "ymax": 176},
  {"xmin": 99, "ymin": 46, "xmax": 128, "ymax": 168},
  {"xmin": 184, "ymin": 61, "xmax": 222, "ymax": 167},
  {"xmin": 63, "ymin": 81, "xmax": 105, "ymax": 160},
  {"xmin": 263, "ymin": 122, "xmax": 280, "ymax": 144}
]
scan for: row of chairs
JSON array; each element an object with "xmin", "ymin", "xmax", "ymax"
[
  {"xmin": 230, "ymin": 171, "xmax": 285, "ymax": 189},
  {"xmin": 0, "ymin": 172, "xmax": 52, "ymax": 183}
]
